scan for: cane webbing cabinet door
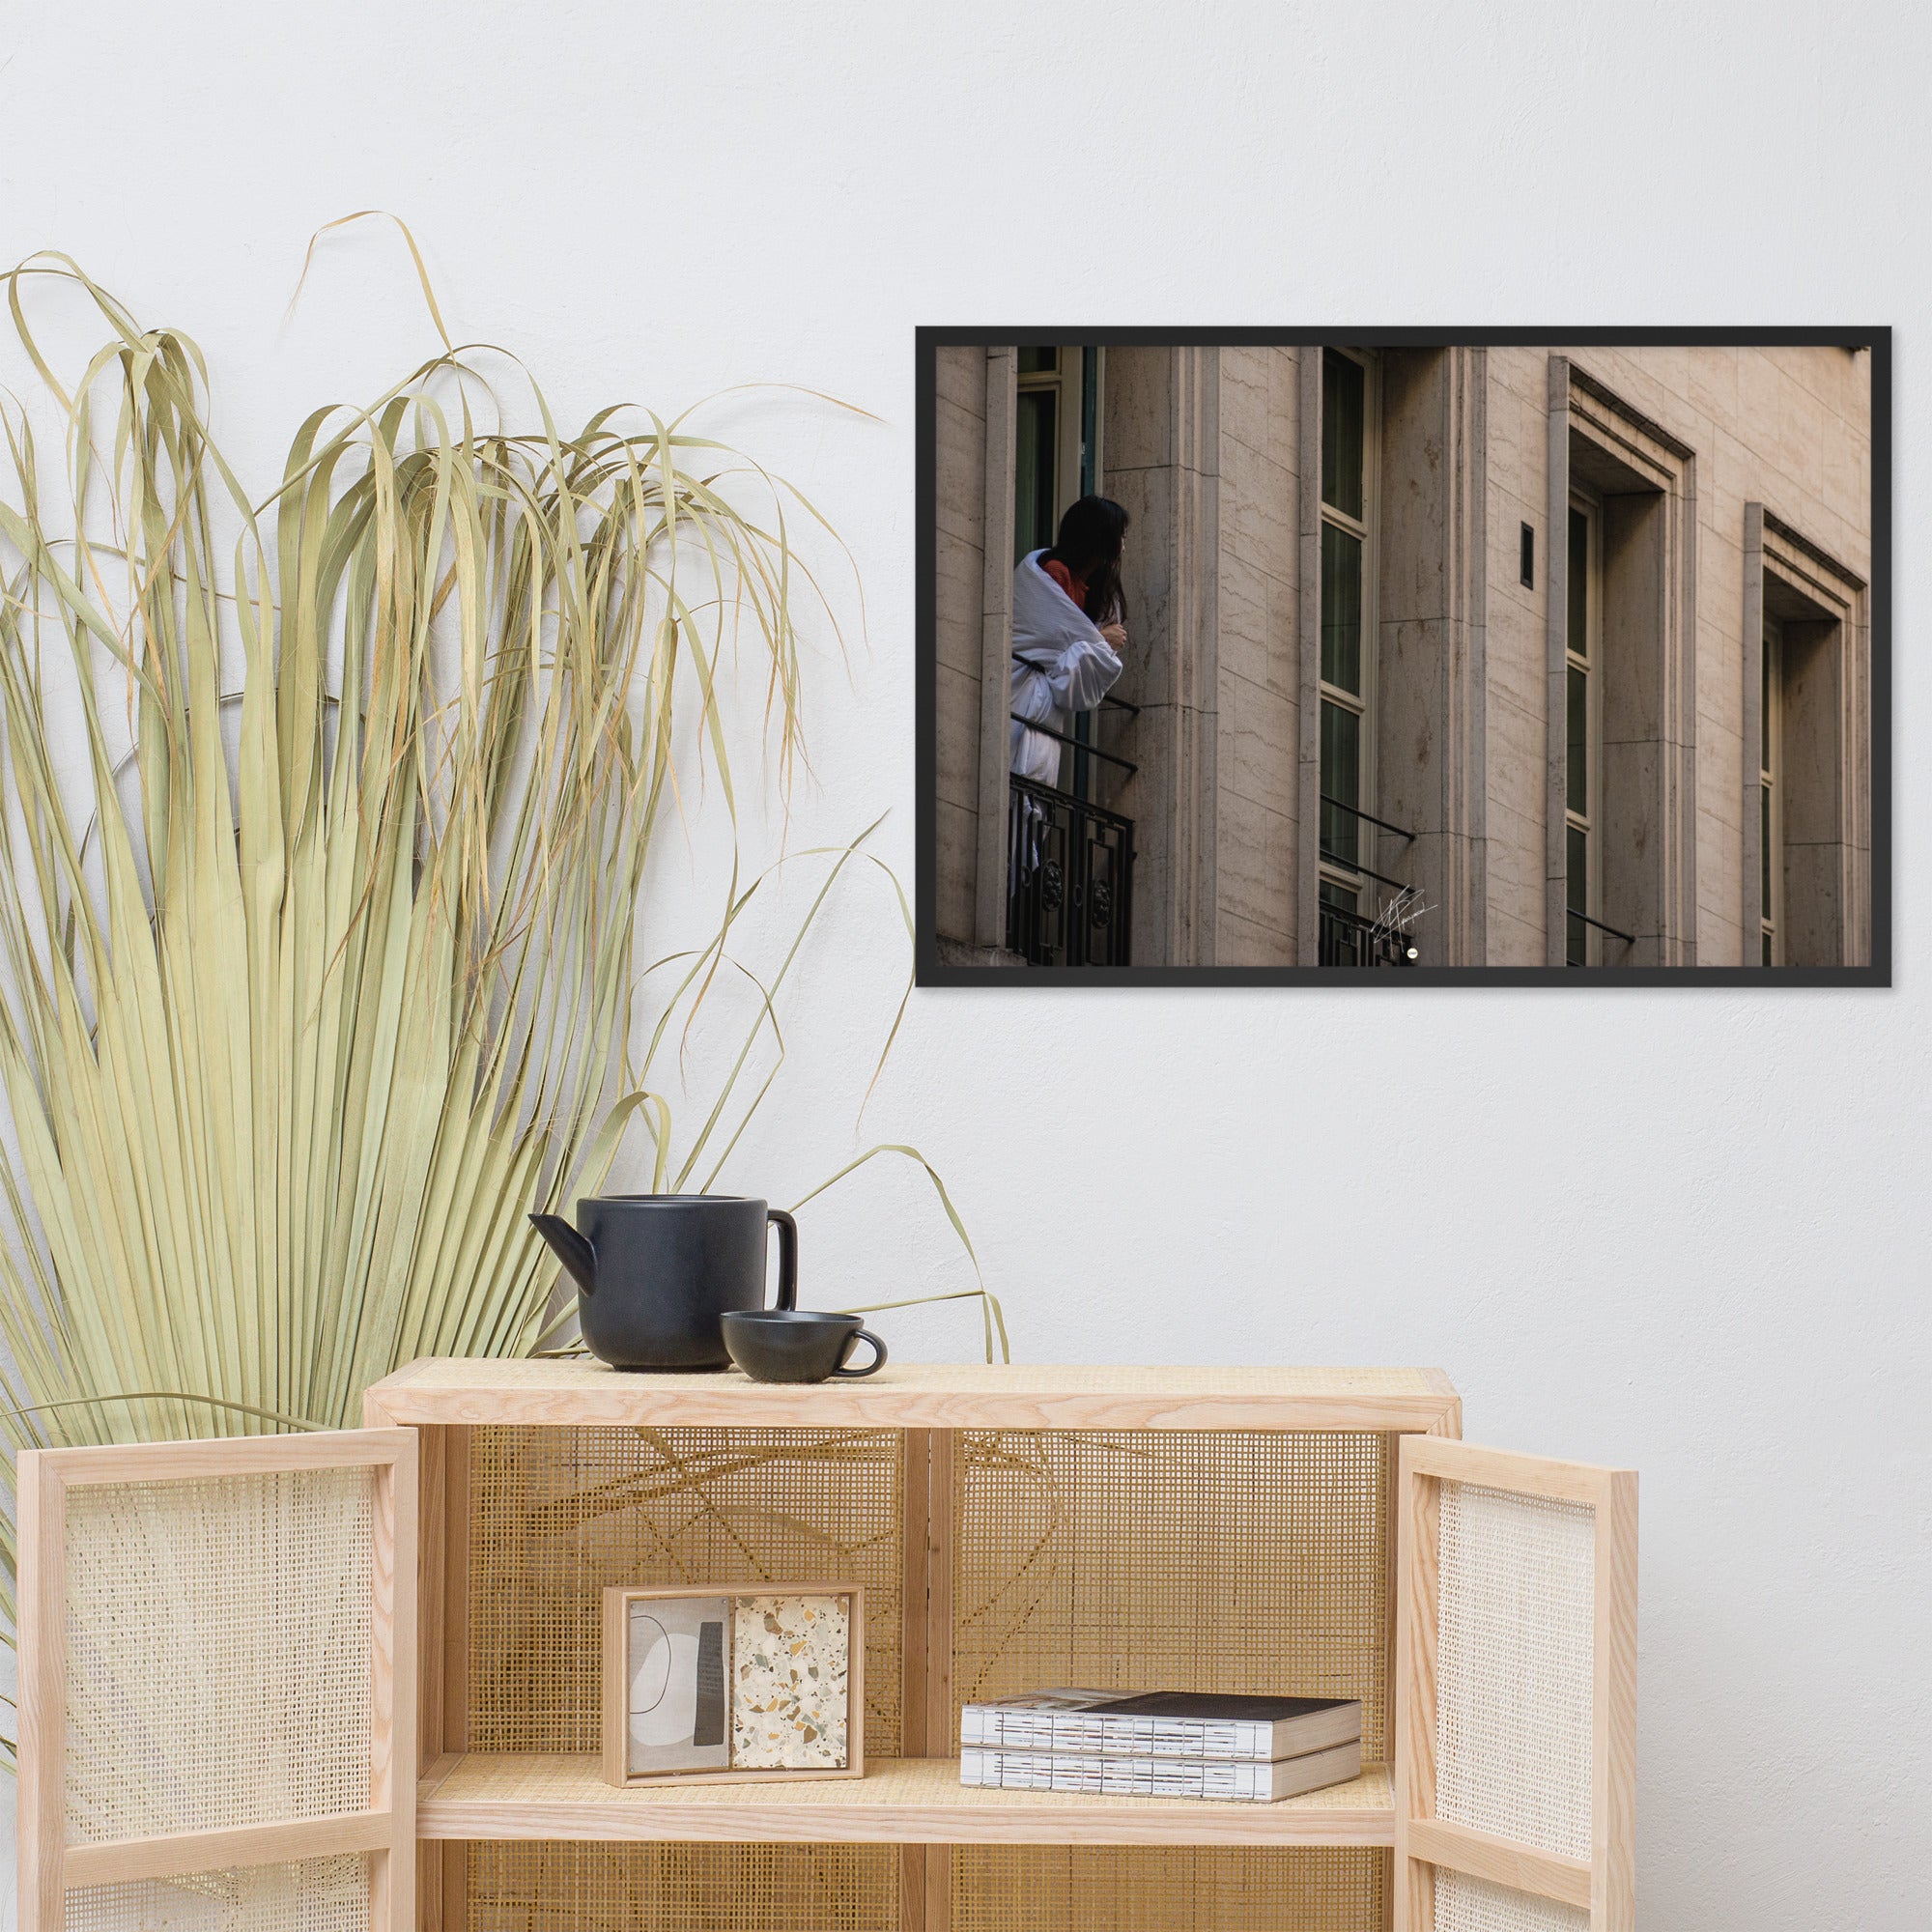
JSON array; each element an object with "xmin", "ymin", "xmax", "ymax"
[
  {"xmin": 15, "ymin": 1429, "xmax": 418, "ymax": 1932},
  {"xmin": 1394, "ymin": 1437, "xmax": 1636, "ymax": 1932}
]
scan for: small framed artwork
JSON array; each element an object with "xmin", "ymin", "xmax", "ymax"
[{"xmin": 601, "ymin": 1583, "xmax": 865, "ymax": 1787}]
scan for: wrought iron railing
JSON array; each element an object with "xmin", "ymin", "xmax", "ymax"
[
  {"xmin": 1316, "ymin": 793, "xmax": 1420, "ymax": 966},
  {"xmin": 1007, "ymin": 775, "xmax": 1134, "ymax": 967},
  {"xmin": 1567, "ymin": 906, "xmax": 1637, "ymax": 967},
  {"xmin": 1011, "ymin": 653, "xmax": 1139, "ymax": 802},
  {"xmin": 1319, "ymin": 897, "xmax": 1418, "ymax": 969}
]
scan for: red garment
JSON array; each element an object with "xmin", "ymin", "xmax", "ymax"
[{"xmin": 1041, "ymin": 556, "xmax": 1089, "ymax": 615}]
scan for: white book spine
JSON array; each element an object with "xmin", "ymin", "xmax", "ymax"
[
  {"xmin": 957, "ymin": 1708, "xmax": 1278, "ymax": 1761},
  {"xmin": 959, "ymin": 1747, "xmax": 1284, "ymax": 1802}
]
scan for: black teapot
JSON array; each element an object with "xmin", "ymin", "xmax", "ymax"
[{"xmin": 529, "ymin": 1194, "xmax": 797, "ymax": 1371}]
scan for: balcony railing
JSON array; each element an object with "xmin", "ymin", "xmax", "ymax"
[
  {"xmin": 1007, "ymin": 775, "xmax": 1134, "ymax": 967},
  {"xmin": 1567, "ymin": 906, "xmax": 1637, "ymax": 967},
  {"xmin": 1319, "ymin": 897, "xmax": 1419, "ymax": 969},
  {"xmin": 1317, "ymin": 793, "xmax": 1421, "ymax": 967}
]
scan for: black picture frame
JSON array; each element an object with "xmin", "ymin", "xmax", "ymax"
[{"xmin": 915, "ymin": 327, "xmax": 1890, "ymax": 988}]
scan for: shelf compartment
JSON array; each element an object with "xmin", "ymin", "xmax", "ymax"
[
  {"xmin": 416, "ymin": 1753, "xmax": 1394, "ymax": 1848},
  {"xmin": 464, "ymin": 1424, "xmax": 907, "ymax": 1758},
  {"xmin": 951, "ymin": 1428, "xmax": 1395, "ymax": 1761}
]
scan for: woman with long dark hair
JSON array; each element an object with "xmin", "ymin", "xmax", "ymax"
[{"xmin": 1009, "ymin": 495, "xmax": 1129, "ymax": 782}]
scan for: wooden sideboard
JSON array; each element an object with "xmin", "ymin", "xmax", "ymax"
[{"xmin": 16, "ymin": 1360, "xmax": 1634, "ymax": 1932}]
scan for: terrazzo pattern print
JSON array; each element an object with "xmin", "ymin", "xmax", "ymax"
[{"xmin": 730, "ymin": 1594, "xmax": 851, "ymax": 1769}]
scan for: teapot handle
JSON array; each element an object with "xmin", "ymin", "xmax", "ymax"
[{"xmin": 767, "ymin": 1208, "xmax": 798, "ymax": 1311}]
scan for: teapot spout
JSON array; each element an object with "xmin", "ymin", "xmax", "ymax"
[{"xmin": 529, "ymin": 1212, "xmax": 598, "ymax": 1296}]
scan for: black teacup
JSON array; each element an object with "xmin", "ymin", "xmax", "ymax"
[{"xmin": 721, "ymin": 1310, "xmax": 887, "ymax": 1383}]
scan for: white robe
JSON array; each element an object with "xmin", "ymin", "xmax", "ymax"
[{"xmin": 1009, "ymin": 551, "xmax": 1123, "ymax": 785}]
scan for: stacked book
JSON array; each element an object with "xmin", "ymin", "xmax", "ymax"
[{"xmin": 958, "ymin": 1689, "xmax": 1362, "ymax": 1804}]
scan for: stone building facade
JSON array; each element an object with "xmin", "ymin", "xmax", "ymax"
[{"xmin": 929, "ymin": 340, "xmax": 1872, "ymax": 969}]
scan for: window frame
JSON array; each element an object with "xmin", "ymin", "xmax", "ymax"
[
  {"xmin": 1760, "ymin": 614, "xmax": 1785, "ymax": 966},
  {"xmin": 1013, "ymin": 348, "xmax": 1089, "ymax": 560},
  {"xmin": 1565, "ymin": 487, "xmax": 1605, "ymax": 967},
  {"xmin": 1318, "ymin": 346, "xmax": 1380, "ymax": 914}
]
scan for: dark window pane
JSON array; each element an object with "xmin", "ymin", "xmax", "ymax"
[
  {"xmin": 1018, "ymin": 347, "xmax": 1058, "ymax": 374},
  {"xmin": 1567, "ymin": 506, "xmax": 1589, "ymax": 660},
  {"xmin": 1321, "ymin": 700, "xmax": 1360, "ymax": 869},
  {"xmin": 1761, "ymin": 627, "xmax": 1775, "ymax": 772},
  {"xmin": 1320, "ymin": 879, "xmax": 1359, "ymax": 911},
  {"xmin": 1321, "ymin": 351, "xmax": 1365, "ymax": 519},
  {"xmin": 1321, "ymin": 522, "xmax": 1363, "ymax": 695},
  {"xmin": 1761, "ymin": 784, "xmax": 1773, "ymax": 921},
  {"xmin": 1079, "ymin": 346, "xmax": 1098, "ymax": 497},
  {"xmin": 1567, "ymin": 665, "xmax": 1588, "ymax": 817},
  {"xmin": 1013, "ymin": 390, "xmax": 1057, "ymax": 559},
  {"xmin": 1763, "ymin": 930, "xmax": 1774, "ymax": 966},
  {"xmin": 1566, "ymin": 823, "xmax": 1588, "ymax": 967}
]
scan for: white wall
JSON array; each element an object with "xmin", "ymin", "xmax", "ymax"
[{"xmin": 3, "ymin": 2, "xmax": 1927, "ymax": 1925}]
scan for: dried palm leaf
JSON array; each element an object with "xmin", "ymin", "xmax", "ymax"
[{"xmin": 0, "ymin": 237, "xmax": 999, "ymax": 1768}]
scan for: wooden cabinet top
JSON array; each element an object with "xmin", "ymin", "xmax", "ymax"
[{"xmin": 364, "ymin": 1357, "xmax": 1461, "ymax": 1433}]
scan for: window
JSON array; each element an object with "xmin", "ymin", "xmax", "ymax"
[
  {"xmin": 1319, "ymin": 349, "xmax": 1376, "ymax": 917},
  {"xmin": 1564, "ymin": 496, "xmax": 1603, "ymax": 966},
  {"xmin": 1014, "ymin": 349, "xmax": 1062, "ymax": 560},
  {"xmin": 1760, "ymin": 616, "xmax": 1784, "ymax": 965},
  {"xmin": 1552, "ymin": 368, "xmax": 1699, "ymax": 968},
  {"xmin": 1012, "ymin": 347, "xmax": 1095, "ymax": 561},
  {"xmin": 1749, "ymin": 518, "xmax": 1868, "ymax": 969}
]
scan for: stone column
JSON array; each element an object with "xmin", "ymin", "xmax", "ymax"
[
  {"xmin": 973, "ymin": 349, "xmax": 1019, "ymax": 952},
  {"xmin": 1373, "ymin": 346, "xmax": 1489, "ymax": 966},
  {"xmin": 1103, "ymin": 346, "xmax": 1220, "ymax": 968}
]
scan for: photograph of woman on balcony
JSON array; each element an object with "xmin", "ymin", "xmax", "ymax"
[
  {"xmin": 1006, "ymin": 497, "xmax": 1136, "ymax": 963},
  {"xmin": 922, "ymin": 334, "xmax": 1883, "ymax": 982},
  {"xmin": 1010, "ymin": 496, "xmax": 1130, "ymax": 783}
]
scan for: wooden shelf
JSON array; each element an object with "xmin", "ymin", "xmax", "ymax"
[
  {"xmin": 366, "ymin": 1357, "xmax": 1461, "ymax": 1435},
  {"xmin": 416, "ymin": 1753, "xmax": 1395, "ymax": 1848}
]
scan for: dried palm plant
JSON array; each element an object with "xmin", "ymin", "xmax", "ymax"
[{"xmin": 0, "ymin": 236, "xmax": 999, "ymax": 1767}]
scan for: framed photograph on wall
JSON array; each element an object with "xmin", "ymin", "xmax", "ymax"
[{"xmin": 914, "ymin": 329, "xmax": 1889, "ymax": 985}]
